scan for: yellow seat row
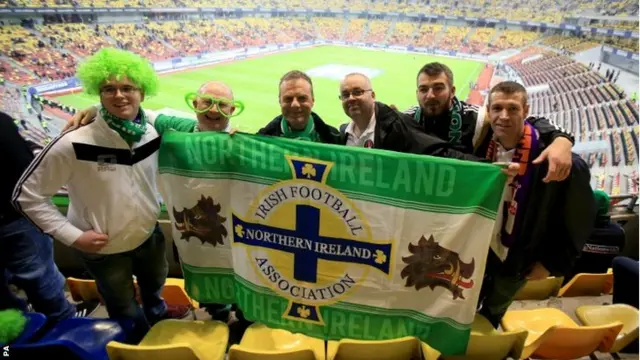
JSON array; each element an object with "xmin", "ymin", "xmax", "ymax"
[{"xmin": 103, "ymin": 306, "xmax": 637, "ymax": 360}]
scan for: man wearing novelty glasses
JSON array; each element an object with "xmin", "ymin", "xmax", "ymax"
[{"xmin": 65, "ymin": 81, "xmax": 244, "ymax": 134}]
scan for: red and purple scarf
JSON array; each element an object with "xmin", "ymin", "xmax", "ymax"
[{"xmin": 486, "ymin": 121, "xmax": 539, "ymax": 247}]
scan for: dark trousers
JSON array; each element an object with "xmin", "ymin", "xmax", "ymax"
[
  {"xmin": 612, "ymin": 256, "xmax": 639, "ymax": 353},
  {"xmin": 0, "ymin": 218, "xmax": 75, "ymax": 322},
  {"xmin": 478, "ymin": 252, "xmax": 527, "ymax": 328},
  {"xmin": 77, "ymin": 224, "xmax": 168, "ymax": 340}
]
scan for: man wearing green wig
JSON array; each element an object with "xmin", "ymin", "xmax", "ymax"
[{"xmin": 13, "ymin": 48, "xmax": 169, "ymax": 339}]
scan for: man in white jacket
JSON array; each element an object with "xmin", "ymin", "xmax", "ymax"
[{"xmin": 12, "ymin": 48, "xmax": 168, "ymax": 339}]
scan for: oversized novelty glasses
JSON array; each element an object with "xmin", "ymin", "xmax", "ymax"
[{"xmin": 184, "ymin": 92, "xmax": 245, "ymax": 118}]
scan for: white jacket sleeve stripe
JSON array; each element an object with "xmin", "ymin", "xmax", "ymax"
[{"xmin": 12, "ymin": 130, "xmax": 83, "ymax": 246}]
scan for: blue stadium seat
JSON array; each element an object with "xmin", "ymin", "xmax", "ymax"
[{"xmin": 8, "ymin": 317, "xmax": 128, "ymax": 360}]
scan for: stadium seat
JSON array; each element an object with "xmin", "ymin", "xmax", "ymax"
[
  {"xmin": 501, "ymin": 308, "xmax": 623, "ymax": 359},
  {"xmin": 3, "ymin": 312, "xmax": 47, "ymax": 346},
  {"xmin": 326, "ymin": 336, "xmax": 426, "ymax": 360},
  {"xmin": 10, "ymin": 317, "xmax": 128, "ymax": 360},
  {"xmin": 576, "ymin": 304, "xmax": 639, "ymax": 353},
  {"xmin": 558, "ymin": 273, "xmax": 614, "ymax": 297},
  {"xmin": 67, "ymin": 277, "xmax": 195, "ymax": 309},
  {"xmin": 227, "ymin": 323, "xmax": 324, "ymax": 360},
  {"xmin": 440, "ymin": 314, "xmax": 527, "ymax": 360},
  {"xmin": 106, "ymin": 319, "xmax": 228, "ymax": 360},
  {"xmin": 67, "ymin": 277, "xmax": 101, "ymax": 303},
  {"xmin": 514, "ymin": 276, "xmax": 564, "ymax": 300}
]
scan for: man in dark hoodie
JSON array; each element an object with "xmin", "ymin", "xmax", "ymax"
[
  {"xmin": 404, "ymin": 62, "xmax": 575, "ymax": 183},
  {"xmin": 569, "ymin": 189, "xmax": 625, "ymax": 277},
  {"xmin": 258, "ymin": 70, "xmax": 340, "ymax": 143},
  {"xmin": 476, "ymin": 81, "xmax": 596, "ymax": 327}
]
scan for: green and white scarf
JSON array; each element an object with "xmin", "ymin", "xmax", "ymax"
[
  {"xmin": 280, "ymin": 116, "xmax": 320, "ymax": 142},
  {"xmin": 101, "ymin": 107, "xmax": 148, "ymax": 144}
]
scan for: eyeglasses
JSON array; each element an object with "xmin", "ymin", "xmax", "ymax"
[
  {"xmin": 339, "ymin": 89, "xmax": 372, "ymax": 100},
  {"xmin": 184, "ymin": 92, "xmax": 245, "ymax": 118},
  {"xmin": 100, "ymin": 85, "xmax": 140, "ymax": 97}
]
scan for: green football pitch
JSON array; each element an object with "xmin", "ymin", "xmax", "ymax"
[{"xmin": 57, "ymin": 46, "xmax": 485, "ymax": 132}]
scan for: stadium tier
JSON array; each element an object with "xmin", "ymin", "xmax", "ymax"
[
  {"xmin": 5, "ymin": 0, "xmax": 639, "ymax": 27},
  {"xmin": 0, "ymin": 10, "xmax": 638, "ymax": 195}
]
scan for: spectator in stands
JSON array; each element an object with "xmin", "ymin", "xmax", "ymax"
[
  {"xmin": 569, "ymin": 189, "xmax": 625, "ymax": 277},
  {"xmin": 12, "ymin": 48, "xmax": 170, "ymax": 341},
  {"xmin": 1, "ymin": 111, "xmax": 98, "ymax": 324},
  {"xmin": 337, "ymin": 72, "xmax": 511, "ymax": 164},
  {"xmin": 612, "ymin": 256, "xmax": 639, "ymax": 353},
  {"xmin": 404, "ymin": 62, "xmax": 575, "ymax": 183},
  {"xmin": 258, "ymin": 70, "xmax": 340, "ymax": 143},
  {"xmin": 477, "ymin": 81, "xmax": 596, "ymax": 327},
  {"xmin": 612, "ymin": 256, "xmax": 639, "ymax": 309}
]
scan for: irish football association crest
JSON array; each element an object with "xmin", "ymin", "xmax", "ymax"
[{"xmin": 231, "ymin": 155, "xmax": 395, "ymax": 325}]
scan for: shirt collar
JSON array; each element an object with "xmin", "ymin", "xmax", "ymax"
[{"xmin": 346, "ymin": 111, "xmax": 376, "ymax": 140}]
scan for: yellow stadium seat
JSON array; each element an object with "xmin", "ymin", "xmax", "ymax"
[
  {"xmin": 327, "ymin": 336, "xmax": 429, "ymax": 360},
  {"xmin": 576, "ymin": 304, "xmax": 639, "ymax": 353},
  {"xmin": 67, "ymin": 277, "xmax": 196, "ymax": 308},
  {"xmin": 107, "ymin": 319, "xmax": 228, "ymax": 360},
  {"xmin": 66, "ymin": 277, "xmax": 101, "ymax": 302},
  {"xmin": 502, "ymin": 308, "xmax": 623, "ymax": 359},
  {"xmin": 558, "ymin": 273, "xmax": 613, "ymax": 297},
  {"xmin": 227, "ymin": 323, "xmax": 324, "ymax": 360},
  {"xmin": 165, "ymin": 278, "xmax": 199, "ymax": 308},
  {"xmin": 514, "ymin": 276, "xmax": 564, "ymax": 300},
  {"xmin": 441, "ymin": 314, "xmax": 527, "ymax": 360}
]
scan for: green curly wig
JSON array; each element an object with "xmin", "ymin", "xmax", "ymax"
[
  {"xmin": 76, "ymin": 47, "xmax": 159, "ymax": 97},
  {"xmin": 0, "ymin": 309, "xmax": 27, "ymax": 344}
]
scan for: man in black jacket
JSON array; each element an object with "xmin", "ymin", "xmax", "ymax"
[
  {"xmin": 404, "ymin": 62, "xmax": 575, "ymax": 183},
  {"xmin": 476, "ymin": 82, "xmax": 596, "ymax": 327},
  {"xmin": 258, "ymin": 70, "xmax": 340, "ymax": 143},
  {"xmin": 338, "ymin": 72, "xmax": 487, "ymax": 162},
  {"xmin": 0, "ymin": 111, "xmax": 97, "ymax": 322}
]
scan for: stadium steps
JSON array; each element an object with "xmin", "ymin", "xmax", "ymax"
[
  {"xmin": 311, "ymin": 19, "xmax": 323, "ymax": 40},
  {"xmin": 0, "ymin": 55, "xmax": 39, "ymax": 79},
  {"xmin": 214, "ymin": 21, "xmax": 241, "ymax": 47},
  {"xmin": 338, "ymin": 18, "xmax": 349, "ymax": 41},
  {"xmin": 382, "ymin": 18, "xmax": 397, "ymax": 45},
  {"xmin": 152, "ymin": 34, "xmax": 180, "ymax": 53},
  {"xmin": 407, "ymin": 22, "xmax": 421, "ymax": 45},
  {"xmin": 358, "ymin": 20, "xmax": 371, "ymax": 43},
  {"xmin": 489, "ymin": 28, "xmax": 503, "ymax": 47},
  {"xmin": 462, "ymin": 27, "xmax": 475, "ymax": 45},
  {"xmin": 433, "ymin": 23, "xmax": 447, "ymax": 47}
]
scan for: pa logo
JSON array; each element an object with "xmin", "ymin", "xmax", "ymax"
[{"xmin": 232, "ymin": 155, "xmax": 394, "ymax": 324}]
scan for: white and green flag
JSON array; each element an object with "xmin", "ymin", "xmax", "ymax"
[{"xmin": 158, "ymin": 131, "xmax": 505, "ymax": 355}]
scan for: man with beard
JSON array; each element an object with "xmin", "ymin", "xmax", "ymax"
[
  {"xmin": 405, "ymin": 62, "xmax": 575, "ymax": 183},
  {"xmin": 258, "ymin": 70, "xmax": 341, "ymax": 143},
  {"xmin": 337, "ymin": 72, "xmax": 522, "ymax": 183},
  {"xmin": 477, "ymin": 81, "xmax": 595, "ymax": 327}
]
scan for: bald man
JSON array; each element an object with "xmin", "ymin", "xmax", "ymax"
[
  {"xmin": 337, "ymin": 73, "xmax": 486, "ymax": 162},
  {"xmin": 65, "ymin": 80, "xmax": 238, "ymax": 134}
]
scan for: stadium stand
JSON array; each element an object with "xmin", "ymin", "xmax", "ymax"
[
  {"xmin": 314, "ymin": 18, "xmax": 345, "ymax": 41},
  {"xmin": 413, "ymin": 24, "xmax": 444, "ymax": 49},
  {"xmin": 387, "ymin": 22, "xmax": 418, "ymax": 47},
  {"xmin": 344, "ymin": 18, "xmax": 368, "ymax": 43},
  {"xmin": 103, "ymin": 23, "xmax": 178, "ymax": 61},
  {"xmin": 0, "ymin": 25, "xmax": 76, "ymax": 81},
  {"xmin": 1, "ymin": 4, "xmax": 638, "ymax": 360},
  {"xmin": 38, "ymin": 23, "xmax": 114, "ymax": 58}
]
